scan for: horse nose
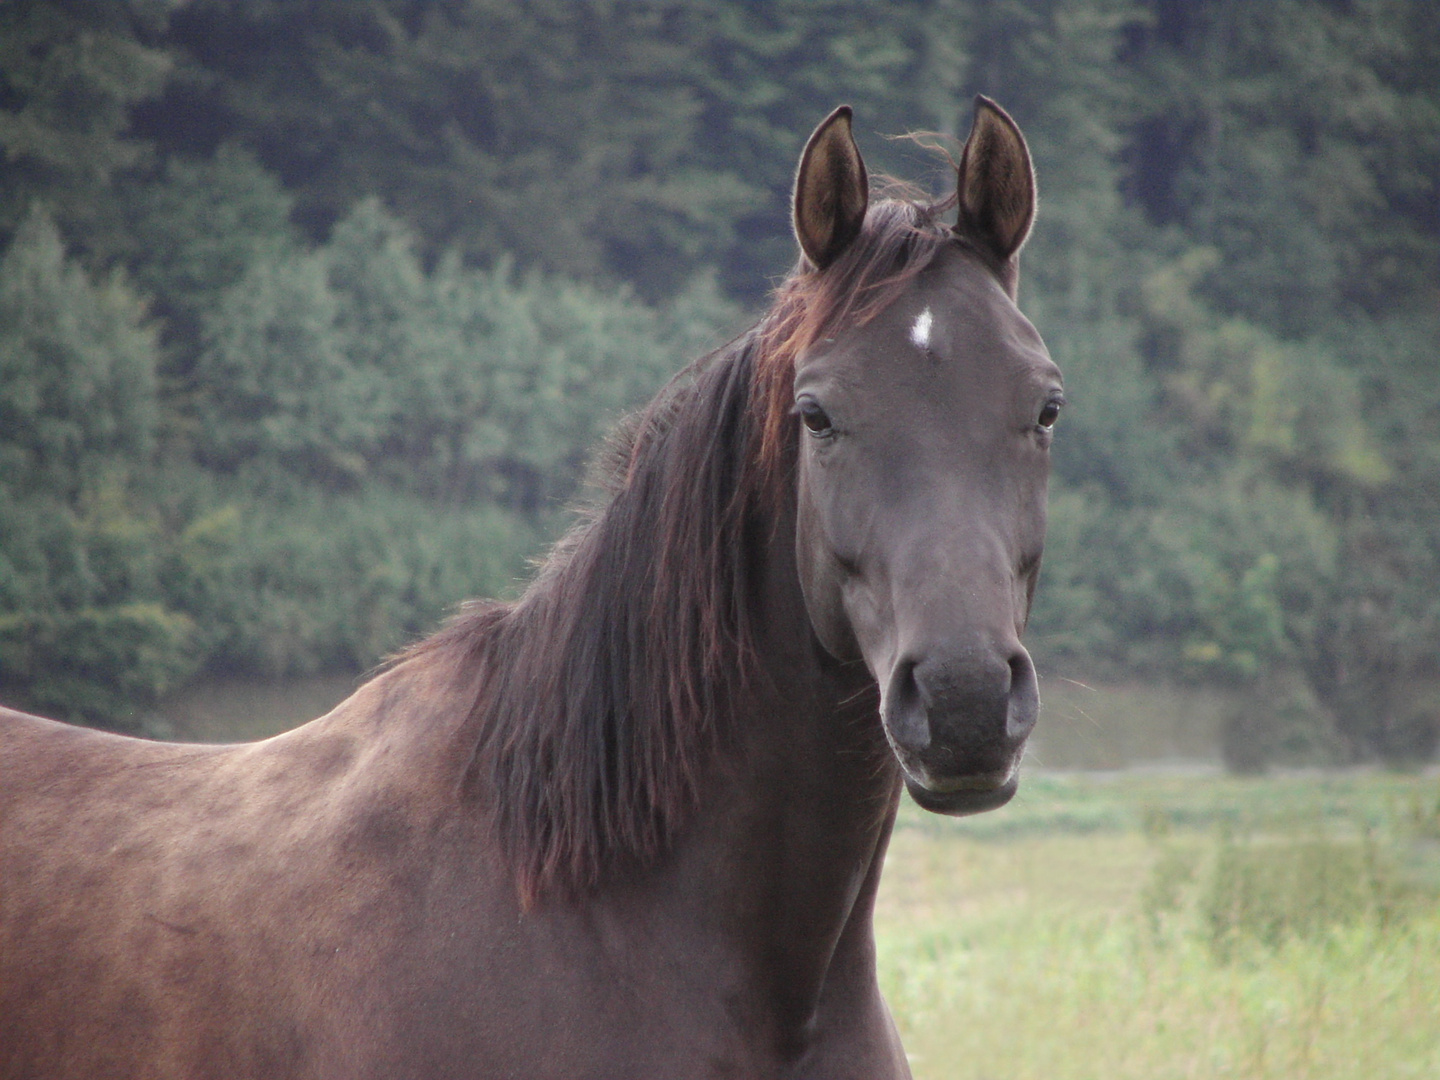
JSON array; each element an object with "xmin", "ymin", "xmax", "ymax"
[{"xmin": 882, "ymin": 642, "xmax": 1038, "ymax": 771}]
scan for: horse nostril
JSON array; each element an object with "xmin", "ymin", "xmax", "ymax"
[
  {"xmin": 1005, "ymin": 649, "xmax": 1039, "ymax": 741},
  {"xmin": 883, "ymin": 659, "xmax": 931, "ymax": 754}
]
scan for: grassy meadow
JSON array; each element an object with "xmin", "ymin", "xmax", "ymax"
[{"xmin": 876, "ymin": 770, "xmax": 1440, "ymax": 1080}]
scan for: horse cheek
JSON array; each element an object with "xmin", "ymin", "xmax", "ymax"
[{"xmin": 794, "ymin": 472, "xmax": 861, "ymax": 663}]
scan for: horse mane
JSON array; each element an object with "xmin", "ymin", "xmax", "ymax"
[{"xmin": 402, "ymin": 192, "xmax": 959, "ymax": 903}]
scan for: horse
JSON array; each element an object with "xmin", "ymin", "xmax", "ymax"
[{"xmin": 0, "ymin": 97, "xmax": 1060, "ymax": 1079}]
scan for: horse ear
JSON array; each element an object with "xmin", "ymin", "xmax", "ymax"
[
  {"xmin": 793, "ymin": 105, "xmax": 869, "ymax": 271},
  {"xmin": 955, "ymin": 96, "xmax": 1036, "ymax": 267}
]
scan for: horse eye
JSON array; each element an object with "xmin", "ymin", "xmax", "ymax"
[
  {"xmin": 1037, "ymin": 400, "xmax": 1062, "ymax": 429},
  {"xmin": 797, "ymin": 398, "xmax": 833, "ymax": 437}
]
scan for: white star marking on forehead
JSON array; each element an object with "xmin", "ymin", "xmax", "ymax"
[{"xmin": 910, "ymin": 306, "xmax": 933, "ymax": 350}]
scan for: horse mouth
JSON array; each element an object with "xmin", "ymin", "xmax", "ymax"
[{"xmin": 902, "ymin": 771, "xmax": 1019, "ymax": 816}]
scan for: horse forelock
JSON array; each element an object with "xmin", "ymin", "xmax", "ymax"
[{"xmin": 398, "ymin": 195, "xmax": 956, "ymax": 904}]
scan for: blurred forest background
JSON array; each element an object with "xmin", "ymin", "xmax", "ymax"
[{"xmin": 2, "ymin": 0, "xmax": 1437, "ymax": 768}]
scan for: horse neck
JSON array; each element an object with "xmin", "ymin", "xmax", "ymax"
[{"xmin": 654, "ymin": 495, "xmax": 902, "ymax": 1016}]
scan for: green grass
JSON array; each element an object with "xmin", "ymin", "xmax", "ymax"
[{"xmin": 876, "ymin": 770, "xmax": 1440, "ymax": 1080}]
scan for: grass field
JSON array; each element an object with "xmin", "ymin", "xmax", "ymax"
[{"xmin": 875, "ymin": 770, "xmax": 1440, "ymax": 1080}]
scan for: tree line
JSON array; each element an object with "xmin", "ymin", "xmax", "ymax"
[{"xmin": 1, "ymin": 0, "xmax": 1436, "ymax": 765}]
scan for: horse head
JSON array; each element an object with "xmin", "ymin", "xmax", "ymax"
[{"xmin": 788, "ymin": 99, "xmax": 1062, "ymax": 815}]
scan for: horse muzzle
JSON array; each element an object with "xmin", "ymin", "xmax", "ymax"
[{"xmin": 879, "ymin": 642, "xmax": 1038, "ymax": 817}]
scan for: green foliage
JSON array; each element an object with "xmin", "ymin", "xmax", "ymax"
[
  {"xmin": 0, "ymin": 602, "xmax": 195, "ymax": 727},
  {"xmin": 1, "ymin": 0, "xmax": 1436, "ymax": 762},
  {"xmin": 191, "ymin": 199, "xmax": 735, "ymax": 508},
  {"xmin": 121, "ymin": 143, "xmax": 300, "ymax": 351},
  {"xmin": 160, "ymin": 484, "xmax": 540, "ymax": 677},
  {"xmin": 0, "ymin": 1, "xmax": 173, "ymax": 259},
  {"xmin": 1121, "ymin": 0, "xmax": 1440, "ymax": 331},
  {"xmin": 1138, "ymin": 839, "xmax": 1196, "ymax": 935},
  {"xmin": 0, "ymin": 208, "xmax": 157, "ymax": 496},
  {"xmin": 156, "ymin": 0, "xmax": 764, "ymax": 300},
  {"xmin": 1218, "ymin": 676, "xmax": 1343, "ymax": 775},
  {"xmin": 0, "ymin": 194, "xmax": 736, "ymax": 720},
  {"xmin": 0, "ymin": 208, "xmax": 196, "ymax": 726},
  {"xmin": 1199, "ymin": 827, "xmax": 1407, "ymax": 961}
]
